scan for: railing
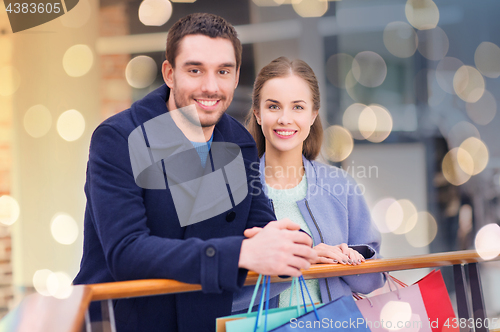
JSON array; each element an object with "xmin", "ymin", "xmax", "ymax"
[{"xmin": 4, "ymin": 250, "xmax": 500, "ymax": 332}]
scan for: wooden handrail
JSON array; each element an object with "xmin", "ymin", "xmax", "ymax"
[
  {"xmin": 89, "ymin": 249, "xmax": 499, "ymax": 301},
  {"xmin": 5, "ymin": 250, "xmax": 499, "ymax": 332}
]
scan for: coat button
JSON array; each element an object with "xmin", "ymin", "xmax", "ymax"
[
  {"xmin": 226, "ymin": 211, "xmax": 236, "ymax": 222},
  {"xmin": 206, "ymin": 246, "xmax": 216, "ymax": 257}
]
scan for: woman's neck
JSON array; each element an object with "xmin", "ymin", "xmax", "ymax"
[{"xmin": 264, "ymin": 148, "xmax": 304, "ymax": 189}]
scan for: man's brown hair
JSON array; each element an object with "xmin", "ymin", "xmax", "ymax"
[
  {"xmin": 166, "ymin": 13, "xmax": 242, "ymax": 69},
  {"xmin": 246, "ymin": 56, "xmax": 323, "ymax": 160}
]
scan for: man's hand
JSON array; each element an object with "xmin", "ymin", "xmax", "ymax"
[
  {"xmin": 313, "ymin": 243, "xmax": 365, "ymax": 265},
  {"xmin": 238, "ymin": 219, "xmax": 317, "ymax": 277}
]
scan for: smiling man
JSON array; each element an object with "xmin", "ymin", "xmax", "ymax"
[{"xmin": 74, "ymin": 13, "xmax": 316, "ymax": 332}]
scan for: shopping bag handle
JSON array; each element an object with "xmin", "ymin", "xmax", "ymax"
[
  {"xmin": 252, "ymin": 276, "xmax": 319, "ymax": 332},
  {"xmin": 352, "ymin": 272, "xmax": 406, "ymax": 306}
]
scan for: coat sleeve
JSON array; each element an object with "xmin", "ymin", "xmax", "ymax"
[
  {"xmin": 86, "ymin": 124, "xmax": 247, "ymax": 293},
  {"xmin": 340, "ymin": 175, "xmax": 385, "ymax": 294}
]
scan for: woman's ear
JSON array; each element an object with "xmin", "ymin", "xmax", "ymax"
[
  {"xmin": 311, "ymin": 110, "xmax": 319, "ymax": 126},
  {"xmin": 253, "ymin": 109, "xmax": 262, "ymax": 125}
]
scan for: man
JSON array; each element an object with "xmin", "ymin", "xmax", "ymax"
[{"xmin": 74, "ymin": 13, "xmax": 316, "ymax": 332}]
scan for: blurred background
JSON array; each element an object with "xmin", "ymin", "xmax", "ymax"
[{"xmin": 0, "ymin": 0, "xmax": 500, "ymax": 321}]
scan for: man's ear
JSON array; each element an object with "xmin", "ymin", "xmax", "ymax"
[
  {"xmin": 253, "ymin": 109, "xmax": 261, "ymax": 125},
  {"xmin": 234, "ymin": 67, "xmax": 240, "ymax": 89},
  {"xmin": 162, "ymin": 60, "xmax": 174, "ymax": 88}
]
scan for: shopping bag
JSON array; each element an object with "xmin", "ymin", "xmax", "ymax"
[
  {"xmin": 270, "ymin": 277, "xmax": 370, "ymax": 332},
  {"xmin": 217, "ymin": 275, "xmax": 324, "ymax": 332},
  {"xmin": 414, "ymin": 270, "xmax": 458, "ymax": 332},
  {"xmin": 355, "ymin": 270, "xmax": 458, "ymax": 332},
  {"xmin": 355, "ymin": 274, "xmax": 432, "ymax": 332}
]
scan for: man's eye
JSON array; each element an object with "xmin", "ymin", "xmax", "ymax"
[
  {"xmin": 190, "ymin": 69, "xmax": 201, "ymax": 74},
  {"xmin": 219, "ymin": 70, "xmax": 229, "ymax": 75}
]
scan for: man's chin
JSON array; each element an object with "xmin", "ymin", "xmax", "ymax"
[{"xmin": 199, "ymin": 112, "xmax": 225, "ymax": 128}]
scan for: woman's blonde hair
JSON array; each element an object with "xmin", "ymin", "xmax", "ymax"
[{"xmin": 246, "ymin": 56, "xmax": 323, "ymax": 160}]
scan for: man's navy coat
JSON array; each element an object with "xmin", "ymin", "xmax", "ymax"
[{"xmin": 73, "ymin": 84, "xmax": 275, "ymax": 331}]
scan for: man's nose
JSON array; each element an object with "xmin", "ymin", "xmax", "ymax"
[{"xmin": 201, "ymin": 72, "xmax": 219, "ymax": 94}]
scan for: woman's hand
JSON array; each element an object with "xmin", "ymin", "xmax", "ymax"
[{"xmin": 312, "ymin": 243, "xmax": 365, "ymax": 265}]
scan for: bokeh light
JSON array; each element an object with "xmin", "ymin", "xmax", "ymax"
[
  {"xmin": 436, "ymin": 57, "xmax": 464, "ymax": 94},
  {"xmin": 138, "ymin": 0, "xmax": 172, "ymax": 26},
  {"xmin": 474, "ymin": 42, "xmax": 500, "ymax": 78},
  {"xmin": 371, "ymin": 198, "xmax": 403, "ymax": 233},
  {"xmin": 458, "ymin": 137, "xmax": 489, "ymax": 176},
  {"xmin": 292, "ymin": 0, "xmax": 328, "ymax": 18},
  {"xmin": 390, "ymin": 199, "xmax": 418, "ymax": 235},
  {"xmin": 446, "ymin": 121, "xmax": 480, "ymax": 149},
  {"xmin": 33, "ymin": 269, "xmax": 53, "ymax": 296},
  {"xmin": 458, "ymin": 204, "xmax": 473, "ymax": 236},
  {"xmin": 442, "ymin": 148, "xmax": 473, "ymax": 186},
  {"xmin": 60, "ymin": 0, "xmax": 91, "ymax": 28},
  {"xmin": 63, "ymin": 45, "xmax": 94, "ymax": 78},
  {"xmin": 380, "ymin": 301, "xmax": 412, "ymax": 330},
  {"xmin": 405, "ymin": 0, "xmax": 439, "ymax": 30},
  {"xmin": 50, "ymin": 213, "xmax": 79, "ymax": 245},
  {"xmin": 464, "ymin": 91, "xmax": 497, "ymax": 128},
  {"xmin": 417, "ymin": 27, "xmax": 449, "ymax": 61},
  {"xmin": 125, "ymin": 56, "xmax": 158, "ymax": 89},
  {"xmin": 358, "ymin": 106, "xmax": 377, "ymax": 139},
  {"xmin": 365, "ymin": 104, "xmax": 393, "ymax": 143},
  {"xmin": 46, "ymin": 271, "xmax": 73, "ymax": 299},
  {"xmin": 475, "ymin": 224, "xmax": 500, "ymax": 260},
  {"xmin": 0, "ymin": 66, "xmax": 21, "ymax": 96},
  {"xmin": 383, "ymin": 21, "xmax": 418, "ymax": 58},
  {"xmin": 24, "ymin": 105, "xmax": 52, "ymax": 138},
  {"xmin": 343, "ymin": 103, "xmax": 373, "ymax": 140},
  {"xmin": 453, "ymin": 65, "xmax": 485, "ymax": 103},
  {"xmin": 57, "ymin": 110, "xmax": 86, "ymax": 142},
  {"xmin": 345, "ymin": 70, "xmax": 359, "ymax": 100},
  {"xmin": 0, "ymin": 195, "xmax": 20, "ymax": 226},
  {"xmin": 351, "ymin": 51, "xmax": 387, "ymax": 88},
  {"xmin": 326, "ymin": 53, "xmax": 354, "ymax": 89},
  {"xmin": 404, "ymin": 211, "xmax": 438, "ymax": 247},
  {"xmin": 323, "ymin": 125, "xmax": 354, "ymax": 162},
  {"xmin": 466, "ymin": 90, "xmax": 497, "ymax": 126}
]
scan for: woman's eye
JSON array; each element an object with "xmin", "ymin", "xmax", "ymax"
[
  {"xmin": 269, "ymin": 105, "xmax": 279, "ymax": 110},
  {"xmin": 294, "ymin": 105, "xmax": 304, "ymax": 110}
]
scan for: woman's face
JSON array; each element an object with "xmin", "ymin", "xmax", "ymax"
[{"xmin": 255, "ymin": 75, "xmax": 318, "ymax": 157}]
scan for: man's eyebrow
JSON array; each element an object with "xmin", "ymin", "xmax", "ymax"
[
  {"xmin": 182, "ymin": 61, "xmax": 203, "ymax": 67},
  {"xmin": 220, "ymin": 62, "xmax": 236, "ymax": 68}
]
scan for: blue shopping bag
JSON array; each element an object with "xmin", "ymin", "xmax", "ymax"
[
  {"xmin": 269, "ymin": 277, "xmax": 371, "ymax": 332},
  {"xmin": 217, "ymin": 275, "xmax": 323, "ymax": 332}
]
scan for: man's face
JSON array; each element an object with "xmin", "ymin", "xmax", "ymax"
[{"xmin": 163, "ymin": 34, "xmax": 240, "ymax": 129}]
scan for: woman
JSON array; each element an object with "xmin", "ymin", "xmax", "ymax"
[{"xmin": 234, "ymin": 57, "xmax": 383, "ymax": 311}]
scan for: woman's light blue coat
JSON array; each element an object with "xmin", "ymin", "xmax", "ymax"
[{"xmin": 232, "ymin": 154, "xmax": 384, "ymax": 312}]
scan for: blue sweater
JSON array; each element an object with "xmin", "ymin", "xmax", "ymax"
[
  {"xmin": 232, "ymin": 154, "xmax": 384, "ymax": 311},
  {"xmin": 73, "ymin": 84, "xmax": 275, "ymax": 332}
]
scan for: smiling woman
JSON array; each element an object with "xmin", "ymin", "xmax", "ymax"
[{"xmin": 235, "ymin": 56, "xmax": 384, "ymax": 312}]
